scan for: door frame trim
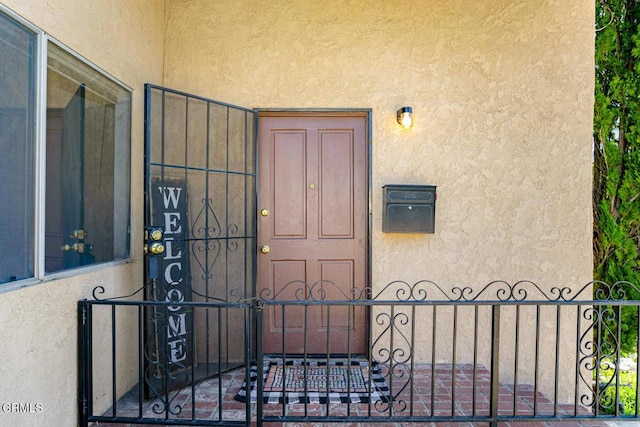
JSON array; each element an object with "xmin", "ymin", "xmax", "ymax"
[{"xmin": 255, "ymin": 108, "xmax": 373, "ymax": 350}]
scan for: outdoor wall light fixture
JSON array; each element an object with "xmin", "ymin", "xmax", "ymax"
[{"xmin": 397, "ymin": 106, "xmax": 413, "ymax": 129}]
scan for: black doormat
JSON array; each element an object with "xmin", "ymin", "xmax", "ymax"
[{"xmin": 234, "ymin": 358, "xmax": 391, "ymax": 404}]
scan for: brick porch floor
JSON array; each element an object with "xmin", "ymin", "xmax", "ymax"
[{"xmin": 93, "ymin": 363, "xmax": 627, "ymax": 427}]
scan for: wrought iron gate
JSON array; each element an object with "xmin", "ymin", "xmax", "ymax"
[{"xmin": 143, "ymin": 85, "xmax": 257, "ymax": 395}]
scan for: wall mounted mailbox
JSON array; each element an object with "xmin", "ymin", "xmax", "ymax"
[{"xmin": 382, "ymin": 185, "xmax": 436, "ymax": 233}]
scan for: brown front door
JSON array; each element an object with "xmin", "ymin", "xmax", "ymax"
[{"xmin": 258, "ymin": 113, "xmax": 368, "ymax": 354}]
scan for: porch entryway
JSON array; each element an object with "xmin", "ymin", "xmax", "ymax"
[
  {"xmin": 140, "ymin": 85, "xmax": 372, "ymax": 390},
  {"xmin": 77, "ymin": 87, "xmax": 639, "ymax": 426}
]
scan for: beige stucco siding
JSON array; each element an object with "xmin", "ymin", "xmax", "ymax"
[
  {"xmin": 163, "ymin": 0, "xmax": 593, "ymax": 288},
  {"xmin": 0, "ymin": 0, "xmax": 594, "ymax": 425},
  {"xmin": 163, "ymin": 0, "xmax": 594, "ymax": 400},
  {"xmin": 0, "ymin": 1, "xmax": 164, "ymax": 425}
]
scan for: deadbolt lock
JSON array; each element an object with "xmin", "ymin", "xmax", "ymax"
[
  {"xmin": 145, "ymin": 227, "xmax": 164, "ymax": 242},
  {"xmin": 260, "ymin": 209, "xmax": 269, "ymax": 217},
  {"xmin": 71, "ymin": 229, "xmax": 86, "ymax": 240},
  {"xmin": 260, "ymin": 245, "xmax": 270, "ymax": 254}
]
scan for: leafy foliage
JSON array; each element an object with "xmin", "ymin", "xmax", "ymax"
[
  {"xmin": 594, "ymin": 0, "xmax": 640, "ymax": 353},
  {"xmin": 598, "ymin": 358, "xmax": 637, "ymax": 415}
]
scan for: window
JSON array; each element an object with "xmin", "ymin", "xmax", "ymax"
[
  {"xmin": 45, "ymin": 43, "xmax": 131, "ymax": 273},
  {"xmin": 0, "ymin": 11, "xmax": 36, "ymax": 283},
  {"xmin": 0, "ymin": 8, "xmax": 131, "ymax": 287}
]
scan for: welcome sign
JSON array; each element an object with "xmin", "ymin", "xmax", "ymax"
[{"xmin": 147, "ymin": 176, "xmax": 193, "ymax": 391}]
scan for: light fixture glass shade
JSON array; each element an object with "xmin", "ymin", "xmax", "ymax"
[{"xmin": 397, "ymin": 106, "xmax": 413, "ymax": 128}]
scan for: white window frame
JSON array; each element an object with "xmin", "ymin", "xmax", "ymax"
[{"xmin": 0, "ymin": 4, "xmax": 133, "ymax": 293}]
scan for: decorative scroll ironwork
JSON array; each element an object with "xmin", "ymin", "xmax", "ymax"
[
  {"xmin": 190, "ymin": 197, "xmax": 243, "ymax": 283},
  {"xmin": 94, "ymin": 279, "xmax": 640, "ymax": 305},
  {"xmin": 92, "ymin": 282, "xmax": 246, "ymax": 304},
  {"xmin": 80, "ymin": 279, "xmax": 640, "ymax": 425},
  {"xmin": 257, "ymin": 279, "xmax": 640, "ymax": 303},
  {"xmin": 370, "ymin": 279, "xmax": 640, "ymax": 302},
  {"xmin": 142, "ymin": 304, "xmax": 191, "ymax": 415},
  {"xmin": 575, "ymin": 281, "xmax": 640, "ymax": 415},
  {"xmin": 370, "ymin": 308, "xmax": 412, "ymax": 413},
  {"xmin": 191, "ymin": 197, "xmax": 222, "ymax": 240},
  {"xmin": 258, "ymin": 279, "xmax": 369, "ymax": 303},
  {"xmin": 578, "ymin": 305, "xmax": 620, "ymax": 413}
]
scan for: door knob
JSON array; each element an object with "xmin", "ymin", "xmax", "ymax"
[
  {"xmin": 260, "ymin": 245, "xmax": 270, "ymax": 254},
  {"xmin": 62, "ymin": 243, "xmax": 86, "ymax": 253},
  {"xmin": 145, "ymin": 242, "xmax": 165, "ymax": 255}
]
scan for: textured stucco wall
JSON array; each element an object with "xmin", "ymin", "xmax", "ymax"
[
  {"xmin": 0, "ymin": 1, "xmax": 164, "ymax": 426},
  {"xmin": 0, "ymin": 1, "xmax": 594, "ymax": 424},
  {"xmin": 162, "ymin": 0, "xmax": 593, "ymax": 287},
  {"xmin": 163, "ymin": 0, "xmax": 594, "ymax": 400}
]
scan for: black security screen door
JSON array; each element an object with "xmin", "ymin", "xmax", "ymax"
[{"xmin": 144, "ymin": 84, "xmax": 257, "ymax": 393}]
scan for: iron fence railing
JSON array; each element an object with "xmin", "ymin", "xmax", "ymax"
[{"xmin": 78, "ymin": 280, "xmax": 640, "ymax": 426}]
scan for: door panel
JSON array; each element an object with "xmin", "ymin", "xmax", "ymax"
[
  {"xmin": 258, "ymin": 114, "xmax": 368, "ymax": 355},
  {"xmin": 319, "ymin": 130, "xmax": 354, "ymax": 238},
  {"xmin": 45, "ymin": 112, "xmax": 64, "ymax": 272},
  {"xmin": 320, "ymin": 260, "xmax": 354, "ymax": 328},
  {"xmin": 45, "ymin": 86, "xmax": 94, "ymax": 272},
  {"xmin": 271, "ymin": 261, "xmax": 307, "ymax": 330},
  {"xmin": 273, "ymin": 131, "xmax": 307, "ymax": 238},
  {"xmin": 61, "ymin": 86, "xmax": 87, "ymax": 269}
]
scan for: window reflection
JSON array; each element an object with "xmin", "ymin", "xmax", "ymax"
[
  {"xmin": 0, "ymin": 12, "xmax": 36, "ymax": 284},
  {"xmin": 45, "ymin": 43, "xmax": 131, "ymax": 273}
]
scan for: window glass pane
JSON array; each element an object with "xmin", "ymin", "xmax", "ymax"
[
  {"xmin": 0, "ymin": 11, "xmax": 36, "ymax": 284},
  {"xmin": 45, "ymin": 42, "xmax": 131, "ymax": 273}
]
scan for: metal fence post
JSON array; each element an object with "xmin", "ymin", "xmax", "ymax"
[
  {"xmin": 490, "ymin": 304, "xmax": 501, "ymax": 427},
  {"xmin": 77, "ymin": 300, "xmax": 90, "ymax": 427},
  {"xmin": 256, "ymin": 300, "xmax": 264, "ymax": 427},
  {"xmin": 244, "ymin": 302, "xmax": 252, "ymax": 427}
]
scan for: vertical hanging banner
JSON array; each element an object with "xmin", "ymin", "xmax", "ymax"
[{"xmin": 147, "ymin": 176, "xmax": 193, "ymax": 393}]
